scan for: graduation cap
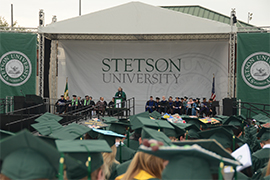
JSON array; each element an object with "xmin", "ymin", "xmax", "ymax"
[
  {"xmin": 182, "ymin": 116, "xmax": 207, "ymax": 129},
  {"xmin": 35, "ymin": 112, "xmax": 63, "ymax": 122},
  {"xmin": 102, "ymin": 116, "xmax": 119, "ymax": 123},
  {"xmin": 169, "ymin": 123, "xmax": 192, "ymax": 137},
  {"xmin": 0, "ymin": 129, "xmax": 14, "ymax": 140},
  {"xmin": 38, "ymin": 135, "xmax": 57, "ymax": 148},
  {"xmin": 129, "ymin": 111, "xmax": 150, "ymax": 122},
  {"xmin": 93, "ymin": 128, "xmax": 125, "ymax": 147},
  {"xmin": 142, "ymin": 127, "xmax": 172, "ymax": 146},
  {"xmin": 50, "ymin": 123, "xmax": 90, "ymax": 140},
  {"xmin": 56, "ymin": 139, "xmax": 112, "ymax": 180},
  {"xmin": 150, "ymin": 111, "xmax": 162, "ymax": 120},
  {"xmin": 31, "ymin": 119, "xmax": 63, "ymax": 136},
  {"xmin": 186, "ymin": 124, "xmax": 201, "ymax": 139},
  {"xmin": 156, "ymin": 97, "xmax": 160, "ymax": 100},
  {"xmin": 215, "ymin": 115, "xmax": 230, "ymax": 123},
  {"xmin": 172, "ymin": 139, "xmax": 235, "ymax": 160},
  {"xmin": 223, "ymin": 116, "xmax": 246, "ymax": 127},
  {"xmin": 130, "ymin": 116, "xmax": 174, "ymax": 131},
  {"xmin": 107, "ymin": 121, "xmax": 131, "ymax": 135},
  {"xmin": 252, "ymin": 114, "xmax": 270, "ymax": 124},
  {"xmin": 72, "ymin": 95, "xmax": 77, "ymax": 97},
  {"xmin": 139, "ymin": 143, "xmax": 241, "ymax": 180},
  {"xmin": 83, "ymin": 120, "xmax": 108, "ymax": 129},
  {"xmin": 257, "ymin": 127, "xmax": 270, "ymax": 142},
  {"xmin": 0, "ymin": 130, "xmax": 61, "ymax": 179},
  {"xmin": 162, "ymin": 127, "xmax": 177, "ymax": 138},
  {"xmin": 198, "ymin": 127, "xmax": 243, "ymax": 150}
]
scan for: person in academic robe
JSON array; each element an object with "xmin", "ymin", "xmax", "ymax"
[
  {"xmin": 154, "ymin": 97, "xmax": 161, "ymax": 113},
  {"xmin": 173, "ymin": 97, "xmax": 182, "ymax": 115},
  {"xmin": 200, "ymin": 98, "xmax": 209, "ymax": 117},
  {"xmin": 77, "ymin": 96, "xmax": 83, "ymax": 108},
  {"xmin": 191, "ymin": 99, "xmax": 197, "ymax": 116},
  {"xmin": 160, "ymin": 96, "xmax": 168, "ymax": 114},
  {"xmin": 145, "ymin": 96, "xmax": 155, "ymax": 113},
  {"xmin": 108, "ymin": 97, "xmax": 116, "ymax": 116},
  {"xmin": 65, "ymin": 96, "xmax": 71, "ymax": 112},
  {"xmin": 167, "ymin": 96, "xmax": 174, "ymax": 114},
  {"xmin": 182, "ymin": 96, "xmax": 188, "ymax": 114},
  {"xmin": 96, "ymin": 97, "xmax": 107, "ymax": 116},
  {"xmin": 252, "ymin": 127, "xmax": 270, "ymax": 175},
  {"xmin": 55, "ymin": 95, "xmax": 66, "ymax": 114},
  {"xmin": 115, "ymin": 87, "xmax": 126, "ymax": 107},
  {"xmin": 186, "ymin": 98, "xmax": 194, "ymax": 115},
  {"xmin": 195, "ymin": 98, "xmax": 201, "ymax": 116},
  {"xmin": 208, "ymin": 98, "xmax": 217, "ymax": 117},
  {"xmin": 71, "ymin": 95, "xmax": 79, "ymax": 110}
]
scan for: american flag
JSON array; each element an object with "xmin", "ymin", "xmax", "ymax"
[{"xmin": 211, "ymin": 75, "xmax": 216, "ymax": 101}]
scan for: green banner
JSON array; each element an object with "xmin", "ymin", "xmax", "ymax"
[
  {"xmin": 237, "ymin": 33, "xmax": 270, "ymax": 108},
  {"xmin": 0, "ymin": 32, "xmax": 37, "ymax": 99}
]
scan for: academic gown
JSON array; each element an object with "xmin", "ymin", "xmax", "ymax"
[
  {"xmin": 252, "ymin": 148, "xmax": 270, "ymax": 174},
  {"xmin": 116, "ymin": 170, "xmax": 160, "ymax": 180},
  {"xmin": 116, "ymin": 159, "xmax": 132, "ymax": 177},
  {"xmin": 116, "ymin": 144, "xmax": 136, "ymax": 163},
  {"xmin": 123, "ymin": 139, "xmax": 140, "ymax": 151},
  {"xmin": 145, "ymin": 100, "xmax": 156, "ymax": 113}
]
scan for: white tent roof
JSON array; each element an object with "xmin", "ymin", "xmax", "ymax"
[{"xmin": 39, "ymin": 1, "xmax": 234, "ymax": 34}]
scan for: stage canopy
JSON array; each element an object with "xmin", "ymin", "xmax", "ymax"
[{"xmin": 38, "ymin": 2, "xmax": 235, "ymax": 35}]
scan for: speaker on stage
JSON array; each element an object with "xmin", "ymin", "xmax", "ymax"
[{"xmin": 223, "ymin": 98, "xmax": 237, "ymax": 116}]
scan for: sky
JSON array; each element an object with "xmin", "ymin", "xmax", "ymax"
[{"xmin": 0, "ymin": 0, "xmax": 269, "ymax": 28}]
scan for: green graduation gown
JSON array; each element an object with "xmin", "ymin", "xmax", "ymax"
[
  {"xmin": 124, "ymin": 139, "xmax": 140, "ymax": 151},
  {"xmin": 252, "ymin": 148, "xmax": 270, "ymax": 174},
  {"xmin": 116, "ymin": 144, "xmax": 136, "ymax": 163}
]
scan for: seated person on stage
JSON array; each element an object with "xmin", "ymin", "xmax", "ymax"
[
  {"xmin": 145, "ymin": 96, "xmax": 155, "ymax": 113},
  {"xmin": 195, "ymin": 98, "xmax": 201, "ymax": 116},
  {"xmin": 55, "ymin": 95, "xmax": 66, "ymax": 114},
  {"xmin": 96, "ymin": 97, "xmax": 107, "ymax": 116},
  {"xmin": 65, "ymin": 96, "xmax": 71, "ymax": 112},
  {"xmin": 108, "ymin": 97, "xmax": 116, "ymax": 116},
  {"xmin": 208, "ymin": 98, "xmax": 217, "ymax": 117},
  {"xmin": 186, "ymin": 98, "xmax": 194, "ymax": 115},
  {"xmin": 71, "ymin": 95, "xmax": 79, "ymax": 110},
  {"xmin": 192, "ymin": 99, "xmax": 197, "ymax": 116},
  {"xmin": 155, "ymin": 97, "xmax": 161, "ymax": 113},
  {"xmin": 182, "ymin": 96, "xmax": 188, "ymax": 115},
  {"xmin": 167, "ymin": 96, "xmax": 174, "ymax": 114},
  {"xmin": 173, "ymin": 97, "xmax": 182, "ymax": 115},
  {"xmin": 160, "ymin": 96, "xmax": 168, "ymax": 114},
  {"xmin": 200, "ymin": 98, "xmax": 209, "ymax": 117}
]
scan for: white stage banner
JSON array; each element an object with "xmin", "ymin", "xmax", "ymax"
[{"xmin": 57, "ymin": 40, "xmax": 228, "ymax": 113}]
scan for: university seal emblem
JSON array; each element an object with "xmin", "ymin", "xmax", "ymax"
[
  {"xmin": 241, "ymin": 52, "xmax": 270, "ymax": 90},
  {"xmin": 0, "ymin": 51, "xmax": 32, "ymax": 86}
]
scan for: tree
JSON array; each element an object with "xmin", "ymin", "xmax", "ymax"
[{"xmin": 0, "ymin": 16, "xmax": 19, "ymax": 30}]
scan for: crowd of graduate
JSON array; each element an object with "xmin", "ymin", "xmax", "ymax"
[
  {"xmin": 0, "ymin": 110, "xmax": 270, "ymax": 180},
  {"xmin": 146, "ymin": 96, "xmax": 217, "ymax": 117}
]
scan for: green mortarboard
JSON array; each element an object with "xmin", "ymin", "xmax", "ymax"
[
  {"xmin": 139, "ymin": 144, "xmax": 240, "ymax": 180},
  {"xmin": 170, "ymin": 123, "xmax": 193, "ymax": 137},
  {"xmin": 102, "ymin": 116, "xmax": 119, "ymax": 123},
  {"xmin": 50, "ymin": 123, "xmax": 90, "ymax": 140},
  {"xmin": 56, "ymin": 139, "xmax": 112, "ymax": 179},
  {"xmin": 238, "ymin": 114, "xmax": 246, "ymax": 121},
  {"xmin": 198, "ymin": 127, "xmax": 243, "ymax": 149},
  {"xmin": 172, "ymin": 139, "xmax": 235, "ymax": 160},
  {"xmin": 0, "ymin": 130, "xmax": 60, "ymax": 179},
  {"xmin": 186, "ymin": 124, "xmax": 201, "ymax": 139},
  {"xmin": 215, "ymin": 115, "xmax": 230, "ymax": 123},
  {"xmin": 182, "ymin": 117, "xmax": 207, "ymax": 129},
  {"xmin": 223, "ymin": 116, "xmax": 246, "ymax": 127},
  {"xmin": 118, "ymin": 118, "xmax": 130, "ymax": 123},
  {"xmin": 141, "ymin": 127, "xmax": 172, "ymax": 145},
  {"xmin": 31, "ymin": 119, "xmax": 63, "ymax": 136},
  {"xmin": 162, "ymin": 127, "xmax": 177, "ymax": 138},
  {"xmin": 252, "ymin": 114, "xmax": 270, "ymax": 124},
  {"xmin": 129, "ymin": 111, "xmax": 150, "ymax": 121},
  {"xmin": 0, "ymin": 130, "xmax": 14, "ymax": 140},
  {"xmin": 150, "ymin": 111, "xmax": 162, "ymax": 120},
  {"xmin": 257, "ymin": 127, "xmax": 270, "ymax": 142},
  {"xmin": 130, "ymin": 116, "xmax": 174, "ymax": 130},
  {"xmin": 35, "ymin": 112, "xmax": 63, "ymax": 122},
  {"xmin": 108, "ymin": 122, "xmax": 131, "ymax": 135},
  {"xmin": 87, "ymin": 129, "xmax": 99, "ymax": 139},
  {"xmin": 93, "ymin": 128, "xmax": 125, "ymax": 147},
  {"xmin": 38, "ymin": 135, "xmax": 57, "ymax": 148}
]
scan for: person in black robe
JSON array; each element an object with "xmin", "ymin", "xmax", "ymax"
[
  {"xmin": 155, "ymin": 97, "xmax": 161, "ymax": 113},
  {"xmin": 108, "ymin": 97, "xmax": 116, "ymax": 116},
  {"xmin": 173, "ymin": 97, "xmax": 182, "ymax": 115},
  {"xmin": 167, "ymin": 96, "xmax": 174, "ymax": 114},
  {"xmin": 145, "ymin": 96, "xmax": 155, "ymax": 113},
  {"xmin": 200, "ymin": 98, "xmax": 209, "ymax": 117},
  {"xmin": 208, "ymin": 98, "xmax": 216, "ymax": 117},
  {"xmin": 65, "ymin": 96, "xmax": 71, "ymax": 112},
  {"xmin": 160, "ymin": 96, "xmax": 168, "ymax": 114},
  {"xmin": 55, "ymin": 95, "xmax": 66, "ymax": 114}
]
